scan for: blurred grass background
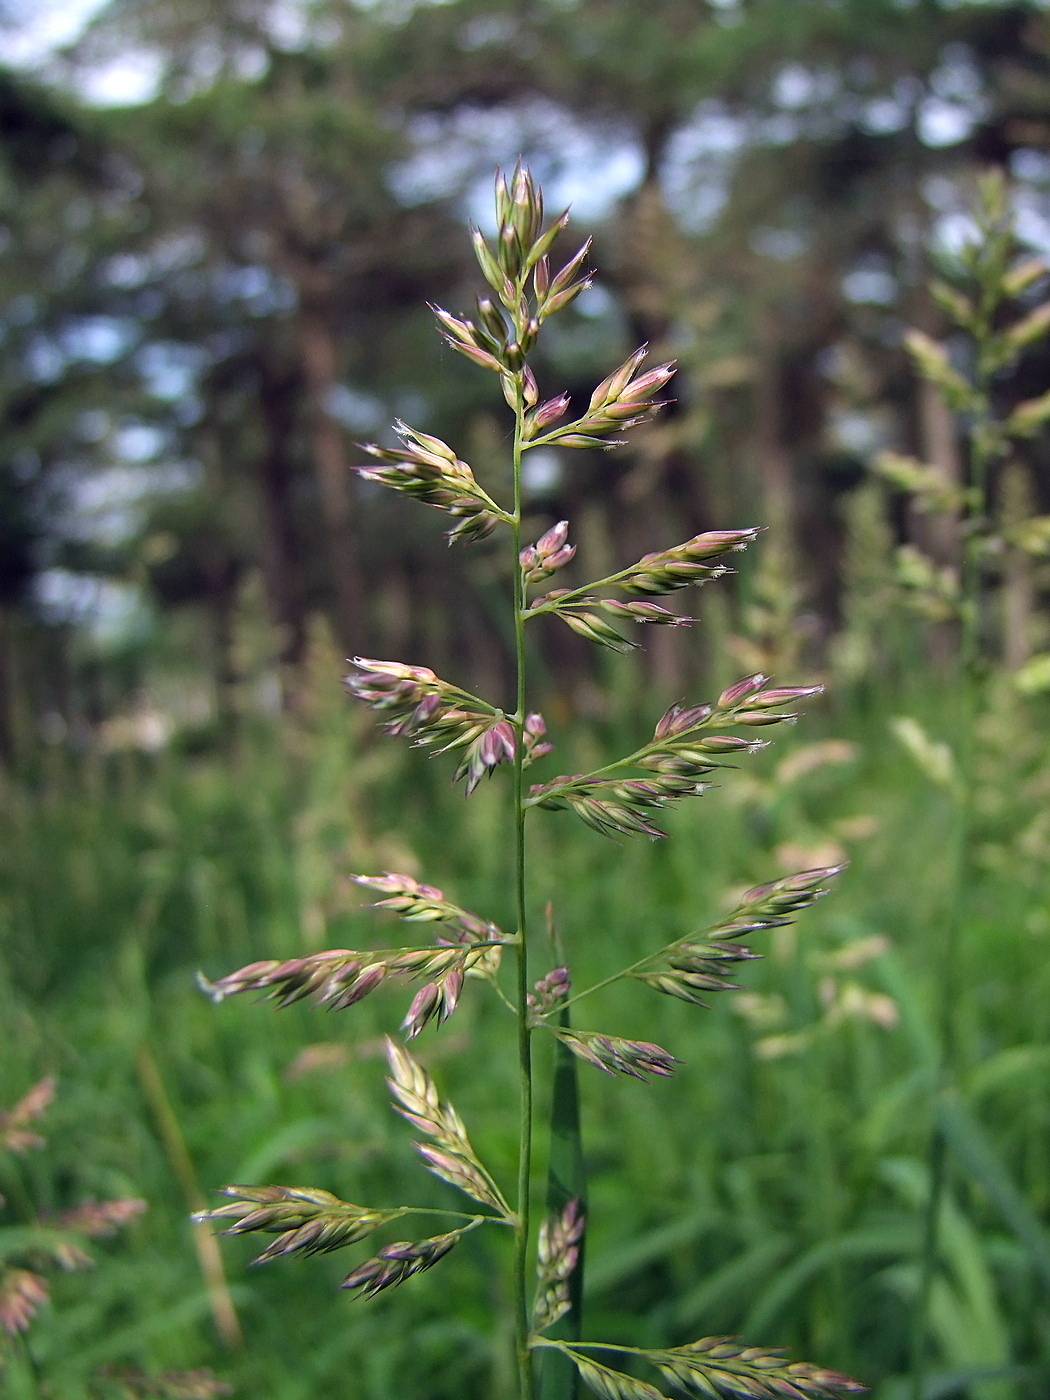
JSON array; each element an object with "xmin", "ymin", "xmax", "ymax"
[{"xmin": 3, "ymin": 615, "xmax": 1049, "ymax": 1399}]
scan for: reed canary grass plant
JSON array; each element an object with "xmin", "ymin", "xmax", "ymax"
[
  {"xmin": 198, "ymin": 166, "xmax": 863, "ymax": 1400},
  {"xmin": 870, "ymin": 172, "xmax": 1050, "ymax": 1400}
]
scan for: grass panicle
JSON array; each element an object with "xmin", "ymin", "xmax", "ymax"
[{"xmin": 195, "ymin": 163, "xmax": 863, "ymax": 1400}]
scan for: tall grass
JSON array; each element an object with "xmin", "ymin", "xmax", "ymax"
[{"xmin": 2, "ymin": 616, "xmax": 1048, "ymax": 1397}]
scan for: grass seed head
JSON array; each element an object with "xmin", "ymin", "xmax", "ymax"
[
  {"xmin": 557, "ymin": 1030, "xmax": 680, "ymax": 1081},
  {"xmin": 0, "ymin": 1077, "xmax": 56, "ymax": 1154},
  {"xmin": 0, "ymin": 1268, "xmax": 48, "ymax": 1336},
  {"xmin": 340, "ymin": 1229, "xmax": 463, "ymax": 1300}
]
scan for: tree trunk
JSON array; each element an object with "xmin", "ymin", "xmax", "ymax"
[
  {"xmin": 0, "ymin": 606, "xmax": 13, "ymax": 765},
  {"xmin": 297, "ymin": 298, "xmax": 363, "ymax": 655},
  {"xmin": 754, "ymin": 354, "xmax": 795, "ymax": 535},
  {"xmin": 257, "ymin": 355, "xmax": 307, "ymax": 671}
]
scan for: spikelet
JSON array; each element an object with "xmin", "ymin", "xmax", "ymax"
[
  {"xmin": 554, "ymin": 1030, "xmax": 679, "ymax": 1082},
  {"xmin": 533, "ymin": 1198, "xmax": 584, "ymax": 1332},
  {"xmin": 385, "ymin": 1038, "xmax": 512, "ymax": 1218},
  {"xmin": 0, "ymin": 1268, "xmax": 48, "ymax": 1336},
  {"xmin": 195, "ymin": 1186, "xmax": 398, "ymax": 1265},
  {"xmin": 340, "ymin": 1227, "xmax": 470, "ymax": 1300},
  {"xmin": 0, "ymin": 1077, "xmax": 55, "ymax": 1153}
]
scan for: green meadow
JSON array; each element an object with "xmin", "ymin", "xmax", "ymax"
[{"xmin": 4, "ymin": 637, "xmax": 1048, "ymax": 1400}]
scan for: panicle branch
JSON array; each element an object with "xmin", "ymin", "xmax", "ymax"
[
  {"xmin": 527, "ymin": 772, "xmax": 711, "ymax": 840},
  {"xmin": 553, "ymin": 1030, "xmax": 679, "ymax": 1082},
  {"xmin": 195, "ymin": 1186, "xmax": 400, "ymax": 1266},
  {"xmin": 635, "ymin": 866, "xmax": 847, "ymax": 1007},
  {"xmin": 345, "ymin": 659, "xmax": 550, "ymax": 795},
  {"xmin": 546, "ymin": 1338, "xmax": 865, "ymax": 1400},
  {"xmin": 52, "ymin": 1198, "xmax": 147, "ymax": 1238},
  {"xmin": 353, "ymin": 870, "xmax": 510, "ymax": 987},
  {"xmin": 385, "ymin": 1038, "xmax": 514, "ymax": 1218},
  {"xmin": 528, "ymin": 677, "xmax": 822, "ymax": 838},
  {"xmin": 357, "ymin": 421, "xmax": 511, "ymax": 543},
  {"xmin": 524, "ymin": 528, "xmax": 759, "ymax": 651},
  {"xmin": 0, "ymin": 1076, "xmax": 56, "ymax": 1153},
  {"xmin": 196, "ymin": 935, "xmax": 503, "ymax": 1039},
  {"xmin": 524, "ymin": 346, "xmax": 676, "ymax": 449},
  {"xmin": 651, "ymin": 1336, "xmax": 867, "ymax": 1399},
  {"xmin": 0, "ymin": 1268, "xmax": 49, "ymax": 1336},
  {"xmin": 340, "ymin": 1223, "xmax": 477, "ymax": 1301},
  {"xmin": 430, "ymin": 160, "xmax": 590, "ymax": 404}
]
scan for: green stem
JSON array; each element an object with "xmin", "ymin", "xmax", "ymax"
[
  {"xmin": 17, "ymin": 1334, "xmax": 44, "ymax": 1400},
  {"xmin": 522, "ymin": 564, "xmax": 647, "ymax": 617},
  {"xmin": 522, "ymin": 702, "xmax": 756, "ymax": 812},
  {"xmin": 511, "ymin": 373, "xmax": 536, "ymax": 1400},
  {"xmin": 397, "ymin": 1207, "xmax": 514, "ymax": 1226},
  {"xmin": 909, "ymin": 369, "xmax": 992, "ymax": 1400},
  {"xmin": 136, "ymin": 1043, "xmax": 243, "ymax": 1352},
  {"xmin": 551, "ymin": 935, "xmax": 697, "ymax": 1014},
  {"xmin": 532, "ymin": 1339, "xmax": 640, "ymax": 1356}
]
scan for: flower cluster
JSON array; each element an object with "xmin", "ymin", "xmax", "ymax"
[
  {"xmin": 526, "ymin": 529, "xmax": 760, "ymax": 650},
  {"xmin": 196, "ymin": 941, "xmax": 498, "ymax": 1040},
  {"xmin": 727, "ymin": 865, "xmax": 847, "ymax": 930},
  {"xmin": 357, "ymin": 421, "xmax": 509, "ymax": 544},
  {"xmin": 385, "ymin": 1038, "xmax": 513, "ymax": 1218},
  {"xmin": 528, "ymin": 966, "xmax": 571, "ymax": 1016},
  {"xmin": 614, "ymin": 530, "xmax": 759, "ymax": 595},
  {"xmin": 555, "ymin": 1030, "xmax": 679, "ymax": 1082},
  {"xmin": 635, "ymin": 938, "xmax": 761, "ymax": 1008},
  {"xmin": 635, "ymin": 867, "xmax": 846, "ymax": 1008},
  {"xmin": 529, "ymin": 676, "xmax": 821, "ymax": 839},
  {"xmin": 528, "ymin": 773, "xmax": 711, "ymax": 840},
  {"xmin": 345, "ymin": 659, "xmax": 549, "ymax": 796},
  {"xmin": 0, "ymin": 1076, "xmax": 54, "ymax": 1154},
  {"xmin": 558, "ymin": 1337, "xmax": 866, "ymax": 1400},
  {"xmin": 196, "ymin": 1186, "xmax": 398, "ymax": 1266},
  {"xmin": 353, "ymin": 870, "xmax": 507, "ymax": 982},
  {"xmin": 533, "ymin": 597, "xmax": 694, "ymax": 654},
  {"xmin": 430, "ymin": 162, "xmax": 590, "ymax": 390},
  {"xmin": 520, "ymin": 520, "xmax": 576, "ymax": 584},
  {"xmin": 654, "ymin": 1337, "xmax": 867, "ymax": 1399},
  {"xmin": 534, "ymin": 1197, "xmax": 584, "ymax": 1333},
  {"xmin": 52, "ymin": 1198, "xmax": 146, "ymax": 1240},
  {"xmin": 525, "ymin": 346, "xmax": 676, "ymax": 448},
  {"xmin": 534, "ymin": 341, "xmax": 674, "ymax": 445},
  {"xmin": 0, "ymin": 1269, "xmax": 48, "ymax": 1338},
  {"xmin": 341, "ymin": 1228, "xmax": 470, "ymax": 1302}
]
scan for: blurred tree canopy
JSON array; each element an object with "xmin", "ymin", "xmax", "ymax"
[{"xmin": 1, "ymin": 0, "xmax": 1049, "ymax": 741}]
